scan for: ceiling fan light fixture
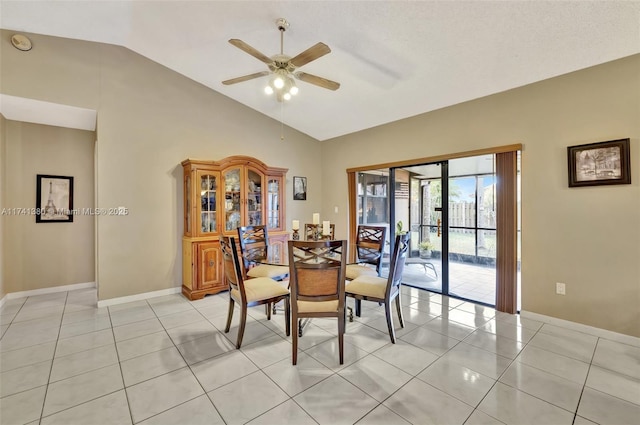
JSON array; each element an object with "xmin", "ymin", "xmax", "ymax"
[{"xmin": 223, "ymin": 17, "xmax": 339, "ymax": 102}]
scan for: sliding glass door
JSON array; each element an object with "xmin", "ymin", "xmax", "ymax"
[
  {"xmin": 348, "ymin": 146, "xmax": 521, "ymax": 311},
  {"xmin": 390, "ymin": 156, "xmax": 499, "ymax": 307},
  {"xmin": 354, "ymin": 154, "xmax": 520, "ymax": 306}
]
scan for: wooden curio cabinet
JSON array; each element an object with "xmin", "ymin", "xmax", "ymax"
[{"xmin": 181, "ymin": 156, "xmax": 288, "ymax": 300}]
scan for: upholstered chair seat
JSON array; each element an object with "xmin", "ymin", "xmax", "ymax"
[
  {"xmin": 231, "ymin": 277, "xmax": 290, "ymax": 303},
  {"xmin": 345, "ymin": 264, "xmax": 379, "ymax": 280},
  {"xmin": 247, "ymin": 264, "xmax": 289, "ymax": 280},
  {"xmin": 297, "ymin": 300, "xmax": 339, "ymax": 313},
  {"xmin": 345, "ymin": 275, "xmax": 387, "ymax": 299}
]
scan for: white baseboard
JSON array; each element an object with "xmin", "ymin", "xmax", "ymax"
[
  {"xmin": 521, "ymin": 310, "xmax": 640, "ymax": 348},
  {"xmin": 97, "ymin": 287, "xmax": 182, "ymax": 308},
  {"xmin": 2, "ymin": 282, "xmax": 96, "ymax": 303}
]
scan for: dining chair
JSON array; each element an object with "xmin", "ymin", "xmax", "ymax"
[
  {"xmin": 237, "ymin": 225, "xmax": 289, "ymax": 281},
  {"xmin": 304, "ymin": 223, "xmax": 335, "ymax": 241},
  {"xmin": 345, "ymin": 225, "xmax": 387, "ymax": 280},
  {"xmin": 288, "ymin": 239, "xmax": 347, "ymax": 365},
  {"xmin": 237, "ymin": 225, "xmax": 289, "ymax": 316},
  {"xmin": 220, "ymin": 236, "xmax": 290, "ymax": 349},
  {"xmin": 345, "ymin": 233, "xmax": 409, "ymax": 343}
]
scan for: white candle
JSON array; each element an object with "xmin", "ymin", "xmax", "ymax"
[
  {"xmin": 312, "ymin": 213, "xmax": 320, "ymax": 225},
  {"xmin": 292, "ymin": 220, "xmax": 300, "ymax": 230},
  {"xmin": 322, "ymin": 221, "xmax": 330, "ymax": 236}
]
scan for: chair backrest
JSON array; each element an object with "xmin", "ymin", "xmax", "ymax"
[
  {"xmin": 304, "ymin": 223, "xmax": 335, "ymax": 241},
  {"xmin": 237, "ymin": 225, "xmax": 269, "ymax": 271},
  {"xmin": 288, "ymin": 240, "xmax": 346, "ymax": 305},
  {"xmin": 385, "ymin": 233, "xmax": 410, "ymax": 299},
  {"xmin": 355, "ymin": 225, "xmax": 387, "ymax": 274},
  {"xmin": 220, "ymin": 236, "xmax": 247, "ymax": 301}
]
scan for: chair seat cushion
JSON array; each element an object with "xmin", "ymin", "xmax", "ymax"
[
  {"xmin": 231, "ymin": 277, "xmax": 289, "ymax": 303},
  {"xmin": 297, "ymin": 300, "xmax": 339, "ymax": 313},
  {"xmin": 247, "ymin": 264, "xmax": 289, "ymax": 280},
  {"xmin": 346, "ymin": 275, "xmax": 387, "ymax": 299},
  {"xmin": 345, "ymin": 264, "xmax": 378, "ymax": 280}
]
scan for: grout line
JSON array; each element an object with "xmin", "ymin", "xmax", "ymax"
[{"xmin": 38, "ymin": 291, "xmax": 68, "ymax": 422}]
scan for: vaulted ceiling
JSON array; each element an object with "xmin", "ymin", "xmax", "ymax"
[{"xmin": 1, "ymin": 1, "xmax": 639, "ymax": 141}]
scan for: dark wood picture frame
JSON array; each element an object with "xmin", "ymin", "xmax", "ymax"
[
  {"xmin": 567, "ymin": 138, "xmax": 631, "ymax": 187},
  {"xmin": 293, "ymin": 176, "xmax": 307, "ymax": 200},
  {"xmin": 36, "ymin": 174, "xmax": 74, "ymax": 223}
]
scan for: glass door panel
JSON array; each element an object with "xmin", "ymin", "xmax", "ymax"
[
  {"xmin": 185, "ymin": 174, "xmax": 191, "ymax": 235},
  {"xmin": 393, "ymin": 163, "xmax": 445, "ymax": 293},
  {"xmin": 223, "ymin": 168, "xmax": 241, "ymax": 232},
  {"xmin": 447, "ymin": 155, "xmax": 497, "ymax": 306},
  {"xmin": 246, "ymin": 169, "xmax": 263, "ymax": 226},
  {"xmin": 267, "ymin": 177, "xmax": 280, "ymax": 230},
  {"xmin": 199, "ymin": 173, "xmax": 217, "ymax": 234},
  {"xmin": 357, "ymin": 171, "xmax": 389, "ymax": 226}
]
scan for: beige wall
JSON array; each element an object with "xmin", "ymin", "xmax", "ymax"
[
  {"xmin": 1, "ymin": 121, "xmax": 95, "ymax": 292},
  {"xmin": 322, "ymin": 55, "xmax": 640, "ymax": 337},
  {"xmin": 0, "ymin": 114, "xmax": 5, "ymax": 298},
  {"xmin": 0, "ymin": 30, "xmax": 323, "ymax": 301}
]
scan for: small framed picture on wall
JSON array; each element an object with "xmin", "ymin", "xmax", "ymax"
[
  {"xmin": 36, "ymin": 174, "xmax": 74, "ymax": 223},
  {"xmin": 567, "ymin": 138, "xmax": 631, "ymax": 187},
  {"xmin": 293, "ymin": 176, "xmax": 307, "ymax": 200}
]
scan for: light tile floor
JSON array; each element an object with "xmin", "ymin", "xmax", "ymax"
[{"xmin": 1, "ymin": 287, "xmax": 639, "ymax": 425}]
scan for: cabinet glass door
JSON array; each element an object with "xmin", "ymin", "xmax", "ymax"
[
  {"xmin": 185, "ymin": 174, "xmax": 191, "ymax": 235},
  {"xmin": 200, "ymin": 173, "xmax": 217, "ymax": 234},
  {"xmin": 246, "ymin": 169, "xmax": 263, "ymax": 226},
  {"xmin": 267, "ymin": 177, "xmax": 281, "ymax": 230},
  {"xmin": 224, "ymin": 168, "xmax": 242, "ymax": 232}
]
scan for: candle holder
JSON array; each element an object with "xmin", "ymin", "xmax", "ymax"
[{"xmin": 292, "ymin": 228, "xmax": 300, "ymax": 240}]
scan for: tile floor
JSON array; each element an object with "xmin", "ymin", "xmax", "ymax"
[{"xmin": 1, "ymin": 286, "xmax": 639, "ymax": 425}]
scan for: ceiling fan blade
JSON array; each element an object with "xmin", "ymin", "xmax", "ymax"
[
  {"xmin": 295, "ymin": 72, "xmax": 340, "ymax": 91},
  {"xmin": 228, "ymin": 39, "xmax": 272, "ymax": 64},
  {"xmin": 222, "ymin": 71, "xmax": 270, "ymax": 85},
  {"xmin": 289, "ymin": 42, "xmax": 331, "ymax": 68}
]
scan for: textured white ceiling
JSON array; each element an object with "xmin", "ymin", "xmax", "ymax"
[{"xmin": 2, "ymin": 1, "xmax": 639, "ymax": 141}]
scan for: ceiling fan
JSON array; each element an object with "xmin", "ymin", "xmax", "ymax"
[{"xmin": 222, "ymin": 18, "xmax": 340, "ymax": 101}]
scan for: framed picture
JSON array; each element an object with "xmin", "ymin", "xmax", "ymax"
[
  {"xmin": 36, "ymin": 174, "xmax": 74, "ymax": 222},
  {"xmin": 293, "ymin": 176, "xmax": 307, "ymax": 200},
  {"xmin": 567, "ymin": 138, "xmax": 631, "ymax": 187}
]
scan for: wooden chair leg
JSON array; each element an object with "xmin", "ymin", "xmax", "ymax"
[
  {"xmin": 267, "ymin": 302, "xmax": 272, "ymax": 320},
  {"xmin": 284, "ymin": 297, "xmax": 291, "ymax": 337},
  {"xmin": 355, "ymin": 299, "xmax": 361, "ymax": 317},
  {"xmin": 338, "ymin": 314, "xmax": 345, "ymax": 365},
  {"xmin": 385, "ymin": 302, "xmax": 396, "ymax": 344},
  {"xmin": 224, "ymin": 298, "xmax": 235, "ymax": 333},
  {"xmin": 292, "ymin": 311, "xmax": 298, "ymax": 365},
  {"xmin": 236, "ymin": 306, "xmax": 247, "ymax": 349},
  {"xmin": 395, "ymin": 293, "xmax": 405, "ymax": 328}
]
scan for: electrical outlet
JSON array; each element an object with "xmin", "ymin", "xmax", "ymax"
[
  {"xmin": 334, "ymin": 206, "xmax": 338, "ymax": 213},
  {"xmin": 556, "ymin": 282, "xmax": 566, "ymax": 295}
]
